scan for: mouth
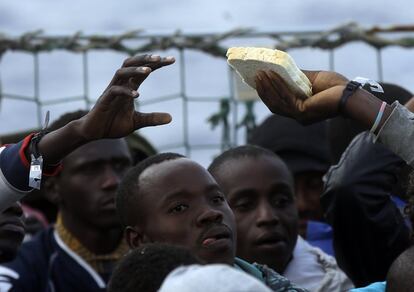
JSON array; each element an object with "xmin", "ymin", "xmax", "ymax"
[
  {"xmin": 0, "ymin": 219, "xmax": 26, "ymax": 236},
  {"xmin": 101, "ymin": 198, "xmax": 116, "ymax": 210},
  {"xmin": 199, "ymin": 226, "xmax": 232, "ymax": 248},
  {"xmin": 254, "ymin": 232, "xmax": 286, "ymax": 248}
]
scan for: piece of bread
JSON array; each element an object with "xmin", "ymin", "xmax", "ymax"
[{"xmin": 226, "ymin": 47, "xmax": 312, "ymax": 99}]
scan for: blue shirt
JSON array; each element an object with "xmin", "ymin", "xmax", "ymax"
[{"xmin": 351, "ymin": 282, "xmax": 386, "ymax": 291}]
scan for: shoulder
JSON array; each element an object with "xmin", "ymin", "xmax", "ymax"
[{"xmin": 0, "ymin": 228, "xmax": 56, "ymax": 291}]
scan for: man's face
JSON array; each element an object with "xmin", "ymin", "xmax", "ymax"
[
  {"xmin": 130, "ymin": 158, "xmax": 236, "ymax": 265},
  {"xmin": 55, "ymin": 139, "xmax": 131, "ymax": 230},
  {"xmin": 294, "ymin": 171, "xmax": 325, "ymax": 237},
  {"xmin": 0, "ymin": 202, "xmax": 25, "ymax": 263},
  {"xmin": 212, "ymin": 155, "xmax": 298, "ymax": 273}
]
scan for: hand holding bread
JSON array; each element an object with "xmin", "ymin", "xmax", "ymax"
[
  {"xmin": 227, "ymin": 47, "xmax": 312, "ymax": 99},
  {"xmin": 226, "ymin": 46, "xmax": 349, "ymax": 124},
  {"xmin": 255, "ymin": 69, "xmax": 348, "ymax": 124}
]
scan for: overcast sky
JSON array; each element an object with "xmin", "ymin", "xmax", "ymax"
[{"xmin": 1, "ymin": 0, "xmax": 413, "ymax": 165}]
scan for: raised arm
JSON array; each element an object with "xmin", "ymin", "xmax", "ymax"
[
  {"xmin": 0, "ymin": 54, "xmax": 175, "ymax": 210},
  {"xmin": 255, "ymin": 70, "xmax": 414, "ymax": 165},
  {"xmin": 37, "ymin": 54, "xmax": 175, "ymax": 164}
]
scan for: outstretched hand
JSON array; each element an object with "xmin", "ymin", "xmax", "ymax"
[
  {"xmin": 79, "ymin": 54, "xmax": 175, "ymax": 140},
  {"xmin": 255, "ymin": 70, "xmax": 348, "ymax": 124}
]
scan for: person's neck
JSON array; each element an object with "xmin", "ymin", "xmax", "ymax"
[{"xmin": 59, "ymin": 212, "xmax": 123, "ymax": 254}]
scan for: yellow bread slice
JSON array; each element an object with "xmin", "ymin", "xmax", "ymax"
[{"xmin": 226, "ymin": 47, "xmax": 312, "ymax": 98}]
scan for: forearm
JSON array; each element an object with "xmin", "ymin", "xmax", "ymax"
[
  {"xmin": 343, "ymin": 87, "xmax": 394, "ymax": 134},
  {"xmin": 35, "ymin": 119, "xmax": 88, "ymax": 165},
  {"xmin": 340, "ymin": 88, "xmax": 414, "ymax": 166},
  {"xmin": 0, "ymin": 144, "xmax": 31, "ymax": 211}
]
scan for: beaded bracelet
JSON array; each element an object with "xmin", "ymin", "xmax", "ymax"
[{"xmin": 370, "ymin": 101, "xmax": 387, "ymax": 134}]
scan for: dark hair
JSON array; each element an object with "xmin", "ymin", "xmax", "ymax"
[
  {"xmin": 116, "ymin": 152, "xmax": 185, "ymax": 227},
  {"xmin": 208, "ymin": 145, "xmax": 285, "ymax": 176},
  {"xmin": 248, "ymin": 114, "xmax": 330, "ymax": 175},
  {"xmin": 404, "ymin": 171, "xmax": 414, "ymax": 242},
  {"xmin": 108, "ymin": 243, "xmax": 199, "ymax": 292},
  {"xmin": 47, "ymin": 110, "xmax": 88, "ymax": 132},
  {"xmin": 386, "ymin": 246, "xmax": 414, "ymax": 292}
]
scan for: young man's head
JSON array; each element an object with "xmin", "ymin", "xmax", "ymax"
[
  {"xmin": 405, "ymin": 171, "xmax": 414, "ymax": 242},
  {"xmin": 108, "ymin": 243, "xmax": 199, "ymax": 292},
  {"xmin": 208, "ymin": 145, "xmax": 298, "ymax": 273},
  {"xmin": 0, "ymin": 202, "xmax": 25, "ymax": 263},
  {"xmin": 116, "ymin": 153, "xmax": 237, "ymax": 265},
  {"xmin": 45, "ymin": 111, "xmax": 132, "ymax": 236},
  {"xmin": 248, "ymin": 116, "xmax": 329, "ymax": 237},
  {"xmin": 386, "ymin": 245, "xmax": 414, "ymax": 292}
]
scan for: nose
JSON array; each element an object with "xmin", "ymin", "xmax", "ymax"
[
  {"xmin": 196, "ymin": 206, "xmax": 224, "ymax": 227},
  {"xmin": 256, "ymin": 201, "xmax": 279, "ymax": 227},
  {"xmin": 101, "ymin": 165, "xmax": 122, "ymax": 190}
]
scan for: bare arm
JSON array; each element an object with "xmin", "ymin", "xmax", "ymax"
[
  {"xmin": 255, "ymin": 70, "xmax": 393, "ymax": 131},
  {"xmin": 37, "ymin": 54, "xmax": 175, "ymax": 164}
]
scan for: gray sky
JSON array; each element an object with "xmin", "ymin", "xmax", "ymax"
[{"xmin": 1, "ymin": 0, "xmax": 413, "ymax": 166}]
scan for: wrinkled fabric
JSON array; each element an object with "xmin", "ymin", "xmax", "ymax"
[
  {"xmin": 158, "ymin": 264, "xmax": 273, "ymax": 292},
  {"xmin": 377, "ymin": 101, "xmax": 414, "ymax": 167},
  {"xmin": 323, "ymin": 131, "xmax": 410, "ymax": 286},
  {"xmin": 235, "ymin": 257, "xmax": 309, "ymax": 291},
  {"xmin": 284, "ymin": 236, "xmax": 353, "ymax": 292}
]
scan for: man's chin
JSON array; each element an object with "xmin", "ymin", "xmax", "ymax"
[
  {"xmin": 196, "ymin": 244, "xmax": 235, "ymax": 266},
  {"xmin": 254, "ymin": 253, "xmax": 291, "ymax": 273}
]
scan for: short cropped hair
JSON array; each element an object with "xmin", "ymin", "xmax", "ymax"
[
  {"xmin": 405, "ymin": 171, "xmax": 414, "ymax": 242},
  {"xmin": 208, "ymin": 145, "xmax": 288, "ymax": 178},
  {"xmin": 108, "ymin": 243, "xmax": 199, "ymax": 292},
  {"xmin": 386, "ymin": 245, "xmax": 414, "ymax": 292},
  {"xmin": 116, "ymin": 152, "xmax": 185, "ymax": 227}
]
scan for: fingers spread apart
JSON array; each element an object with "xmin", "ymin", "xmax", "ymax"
[{"xmin": 103, "ymin": 85, "xmax": 138, "ymax": 101}]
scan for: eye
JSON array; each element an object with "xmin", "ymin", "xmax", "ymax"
[
  {"xmin": 168, "ymin": 204, "xmax": 189, "ymax": 214},
  {"xmin": 232, "ymin": 198, "xmax": 254, "ymax": 212},
  {"xmin": 212, "ymin": 194, "xmax": 225, "ymax": 204},
  {"xmin": 112, "ymin": 161, "xmax": 131, "ymax": 173},
  {"xmin": 79, "ymin": 164, "xmax": 99, "ymax": 175},
  {"xmin": 272, "ymin": 195, "xmax": 293, "ymax": 208}
]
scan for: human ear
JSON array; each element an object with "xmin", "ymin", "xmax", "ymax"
[{"xmin": 125, "ymin": 226, "xmax": 150, "ymax": 248}]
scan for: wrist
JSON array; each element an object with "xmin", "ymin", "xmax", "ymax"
[
  {"xmin": 338, "ymin": 81, "xmax": 362, "ymax": 115},
  {"xmin": 67, "ymin": 118, "xmax": 94, "ymax": 144},
  {"xmin": 344, "ymin": 88, "xmax": 392, "ymax": 130}
]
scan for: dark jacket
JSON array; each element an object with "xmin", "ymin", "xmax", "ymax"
[
  {"xmin": 322, "ymin": 131, "xmax": 411, "ymax": 287},
  {"xmin": 0, "ymin": 228, "xmax": 107, "ymax": 292}
]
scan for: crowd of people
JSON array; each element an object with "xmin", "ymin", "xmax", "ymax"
[{"xmin": 0, "ymin": 53, "xmax": 413, "ymax": 292}]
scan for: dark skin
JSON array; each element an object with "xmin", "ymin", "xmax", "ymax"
[
  {"xmin": 255, "ymin": 69, "xmax": 394, "ymax": 129},
  {"xmin": 125, "ymin": 158, "xmax": 237, "ymax": 265},
  {"xmin": 294, "ymin": 171, "xmax": 325, "ymax": 237},
  {"xmin": 46, "ymin": 139, "xmax": 131, "ymax": 254},
  {"xmin": 36, "ymin": 54, "xmax": 175, "ymax": 166},
  {"xmin": 211, "ymin": 155, "xmax": 298, "ymax": 273},
  {"xmin": 0, "ymin": 53, "xmax": 174, "ymax": 213},
  {"xmin": 0, "ymin": 202, "xmax": 25, "ymax": 262}
]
